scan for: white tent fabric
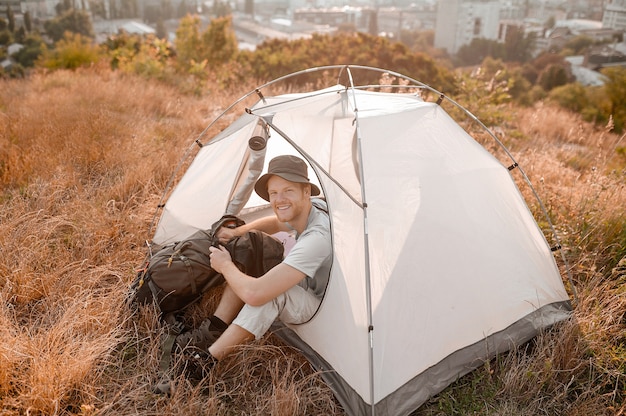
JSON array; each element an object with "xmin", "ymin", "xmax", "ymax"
[{"xmin": 152, "ymin": 82, "xmax": 571, "ymax": 415}]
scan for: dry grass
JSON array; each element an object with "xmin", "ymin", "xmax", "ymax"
[{"xmin": 0, "ymin": 68, "xmax": 624, "ymax": 415}]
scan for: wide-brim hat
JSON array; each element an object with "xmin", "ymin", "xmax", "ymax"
[{"xmin": 254, "ymin": 155, "xmax": 321, "ymax": 202}]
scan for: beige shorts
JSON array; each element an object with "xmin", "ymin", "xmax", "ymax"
[{"xmin": 232, "ymin": 284, "xmax": 320, "ymax": 339}]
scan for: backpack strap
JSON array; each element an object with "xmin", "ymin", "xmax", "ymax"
[
  {"xmin": 159, "ymin": 313, "xmax": 186, "ymax": 373},
  {"xmin": 153, "ymin": 214, "xmax": 245, "ymax": 387},
  {"xmin": 152, "ymin": 313, "xmax": 186, "ymax": 396}
]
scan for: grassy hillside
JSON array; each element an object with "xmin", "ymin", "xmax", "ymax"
[{"xmin": 0, "ymin": 67, "xmax": 624, "ymax": 415}]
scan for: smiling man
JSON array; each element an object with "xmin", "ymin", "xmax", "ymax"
[{"xmin": 174, "ymin": 155, "xmax": 332, "ymax": 368}]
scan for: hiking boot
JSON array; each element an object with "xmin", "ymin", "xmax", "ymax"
[
  {"xmin": 174, "ymin": 318, "xmax": 223, "ymax": 352},
  {"xmin": 182, "ymin": 349, "xmax": 218, "ymax": 382}
]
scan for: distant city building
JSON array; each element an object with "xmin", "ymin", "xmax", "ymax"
[
  {"xmin": 377, "ymin": 5, "xmax": 437, "ymax": 37},
  {"xmin": 233, "ymin": 0, "xmax": 290, "ymax": 17},
  {"xmin": 291, "ymin": 2, "xmax": 436, "ymax": 38},
  {"xmin": 434, "ymin": 0, "xmax": 501, "ymax": 54},
  {"xmin": 585, "ymin": 42, "xmax": 626, "ymax": 67},
  {"xmin": 293, "ymin": 6, "xmax": 377, "ymax": 33},
  {"xmin": 0, "ymin": 0, "xmax": 20, "ymax": 14},
  {"xmin": 93, "ymin": 19, "xmax": 155, "ymax": 36},
  {"xmin": 603, "ymin": 0, "xmax": 626, "ymax": 31}
]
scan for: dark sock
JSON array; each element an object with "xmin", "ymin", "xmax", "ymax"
[{"xmin": 209, "ymin": 315, "xmax": 229, "ymax": 333}]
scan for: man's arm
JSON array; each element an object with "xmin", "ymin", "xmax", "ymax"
[
  {"xmin": 216, "ymin": 215, "xmax": 290, "ymax": 244},
  {"xmin": 209, "ymin": 245, "xmax": 305, "ymax": 306}
]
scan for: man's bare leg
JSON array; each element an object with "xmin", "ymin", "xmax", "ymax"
[
  {"xmin": 208, "ymin": 324, "xmax": 254, "ymax": 360},
  {"xmin": 213, "ymin": 284, "xmax": 245, "ymax": 324}
]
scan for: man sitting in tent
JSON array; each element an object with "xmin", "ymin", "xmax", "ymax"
[{"xmin": 175, "ymin": 154, "xmax": 332, "ymax": 368}]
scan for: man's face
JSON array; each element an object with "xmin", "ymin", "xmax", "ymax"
[{"xmin": 267, "ymin": 175, "xmax": 310, "ymax": 224}]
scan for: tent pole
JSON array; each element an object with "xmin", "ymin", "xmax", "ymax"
[{"xmin": 343, "ymin": 66, "xmax": 377, "ymax": 416}]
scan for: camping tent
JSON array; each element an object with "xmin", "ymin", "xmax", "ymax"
[{"xmin": 149, "ymin": 65, "xmax": 573, "ymax": 415}]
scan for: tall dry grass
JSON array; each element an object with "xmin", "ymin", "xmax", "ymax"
[{"xmin": 0, "ymin": 67, "xmax": 624, "ymax": 415}]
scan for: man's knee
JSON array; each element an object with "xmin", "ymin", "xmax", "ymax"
[{"xmin": 232, "ymin": 301, "xmax": 281, "ymax": 339}]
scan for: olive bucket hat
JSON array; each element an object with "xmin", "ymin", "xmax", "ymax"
[{"xmin": 254, "ymin": 155, "xmax": 321, "ymax": 201}]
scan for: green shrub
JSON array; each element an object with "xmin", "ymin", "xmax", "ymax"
[
  {"xmin": 601, "ymin": 66, "xmax": 626, "ymax": 133},
  {"xmin": 103, "ymin": 32, "xmax": 175, "ymax": 80},
  {"xmin": 548, "ymin": 82, "xmax": 589, "ymax": 113},
  {"xmin": 538, "ymin": 63, "xmax": 570, "ymax": 91},
  {"xmin": 12, "ymin": 33, "xmax": 47, "ymax": 68},
  {"xmin": 37, "ymin": 31, "xmax": 100, "ymax": 70}
]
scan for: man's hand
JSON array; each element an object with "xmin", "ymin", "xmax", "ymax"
[
  {"xmin": 215, "ymin": 227, "xmax": 239, "ymax": 245},
  {"xmin": 209, "ymin": 245, "xmax": 233, "ymax": 274}
]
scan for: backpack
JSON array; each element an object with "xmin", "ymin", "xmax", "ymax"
[{"xmin": 128, "ymin": 215, "xmax": 285, "ymax": 316}]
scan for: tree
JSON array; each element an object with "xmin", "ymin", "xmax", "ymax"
[
  {"xmin": 55, "ymin": 0, "xmax": 73, "ymax": 16},
  {"xmin": 173, "ymin": 14, "xmax": 202, "ymax": 70},
  {"xmin": 156, "ymin": 18, "xmax": 167, "ymax": 40},
  {"xmin": 400, "ymin": 29, "xmax": 434, "ymax": 51},
  {"xmin": 24, "ymin": 11, "xmax": 32, "ymax": 32},
  {"xmin": 103, "ymin": 33, "xmax": 174, "ymax": 78},
  {"xmin": 456, "ymin": 38, "xmax": 506, "ymax": 66},
  {"xmin": 520, "ymin": 62, "xmax": 539, "ymax": 84},
  {"xmin": 538, "ymin": 63, "xmax": 570, "ymax": 91},
  {"xmin": 14, "ymin": 25, "xmax": 25, "ymax": 43},
  {"xmin": 6, "ymin": 5, "xmax": 15, "ymax": 32},
  {"xmin": 13, "ymin": 32, "xmax": 47, "ymax": 67},
  {"xmin": 531, "ymin": 52, "xmax": 569, "ymax": 72},
  {"xmin": 174, "ymin": 15, "xmax": 237, "ymax": 71},
  {"xmin": 88, "ymin": 0, "xmax": 107, "ymax": 19},
  {"xmin": 237, "ymin": 33, "xmax": 457, "ymax": 94},
  {"xmin": 177, "ymin": 0, "xmax": 189, "ymax": 18},
  {"xmin": 504, "ymin": 26, "xmax": 534, "ymax": 63},
  {"xmin": 102, "ymin": 31, "xmax": 141, "ymax": 70},
  {"xmin": 0, "ymin": 28, "xmax": 11, "ymax": 45},
  {"xmin": 564, "ymin": 35, "xmax": 594, "ymax": 55},
  {"xmin": 44, "ymin": 9, "xmax": 94, "ymax": 42},
  {"xmin": 547, "ymin": 71, "xmax": 626, "ymax": 133},
  {"xmin": 0, "ymin": 61, "xmax": 25, "ymax": 78},
  {"xmin": 337, "ymin": 22, "xmax": 356, "ymax": 33},
  {"xmin": 201, "ymin": 16, "xmax": 237, "ymax": 66},
  {"xmin": 548, "ymin": 82, "xmax": 589, "ymax": 113},
  {"xmin": 212, "ymin": 0, "xmax": 231, "ymax": 18},
  {"xmin": 37, "ymin": 31, "xmax": 100, "ymax": 69},
  {"xmin": 119, "ymin": 0, "xmax": 138, "ymax": 18}
]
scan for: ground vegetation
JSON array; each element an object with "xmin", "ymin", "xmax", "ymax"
[
  {"xmin": 0, "ymin": 63, "xmax": 624, "ymax": 415},
  {"xmin": 0, "ymin": 11, "xmax": 625, "ymax": 415}
]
